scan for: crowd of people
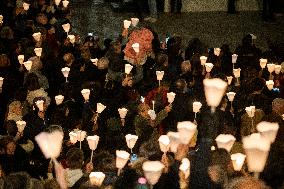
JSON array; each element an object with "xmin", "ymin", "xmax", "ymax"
[{"xmin": 0, "ymin": 0, "xmax": 284, "ymax": 188}]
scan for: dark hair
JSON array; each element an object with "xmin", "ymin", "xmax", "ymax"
[
  {"xmin": 251, "ymin": 77, "xmax": 265, "ymax": 92},
  {"xmin": 24, "ymin": 73, "xmax": 40, "ymax": 91},
  {"xmin": 3, "ymin": 172, "xmax": 43, "ymax": 189},
  {"xmin": 66, "ymin": 147, "xmax": 84, "ymax": 169},
  {"xmin": 210, "ymin": 148, "xmax": 231, "ymax": 168},
  {"xmin": 4, "ymin": 120, "xmax": 18, "ymax": 137}
]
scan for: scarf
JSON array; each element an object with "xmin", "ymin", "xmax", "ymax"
[{"xmin": 65, "ymin": 168, "xmax": 83, "ymax": 187}]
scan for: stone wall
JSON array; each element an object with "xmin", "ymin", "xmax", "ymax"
[{"xmin": 181, "ymin": 0, "xmax": 262, "ymax": 12}]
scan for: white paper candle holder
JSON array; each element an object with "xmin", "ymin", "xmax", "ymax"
[
  {"xmin": 256, "ymin": 121, "xmax": 279, "ymax": 143},
  {"xmin": 226, "ymin": 92, "xmax": 236, "ymax": 102},
  {"xmin": 55, "ymin": 0, "xmax": 61, "ymax": 6},
  {"xmin": 156, "ymin": 71, "xmax": 164, "ymax": 81},
  {"xmin": 69, "ymin": 131, "xmax": 78, "ymax": 144},
  {"xmin": 125, "ymin": 64, "xmax": 133, "ymax": 74},
  {"xmin": 16, "ymin": 120, "xmax": 26, "ymax": 133},
  {"xmin": 118, "ymin": 108, "xmax": 128, "ymax": 119},
  {"xmin": 215, "ymin": 134, "xmax": 236, "ymax": 152},
  {"xmin": 179, "ymin": 158, "xmax": 190, "ymax": 179},
  {"xmin": 96, "ymin": 103, "xmax": 106, "ymax": 113},
  {"xmin": 205, "ymin": 63, "xmax": 214, "ymax": 73},
  {"xmin": 214, "ymin": 48, "xmax": 221, "ymax": 56},
  {"xmin": 116, "ymin": 150, "xmax": 130, "ymax": 175},
  {"xmin": 0, "ymin": 77, "xmax": 3, "ymax": 90},
  {"xmin": 131, "ymin": 18, "xmax": 139, "ymax": 27},
  {"xmin": 192, "ymin": 102, "xmax": 202, "ymax": 113},
  {"xmin": 62, "ymin": 0, "xmax": 69, "ymax": 7},
  {"xmin": 23, "ymin": 2, "xmax": 30, "ymax": 11},
  {"xmin": 167, "ymin": 132, "xmax": 180, "ymax": 153},
  {"xmin": 67, "ymin": 35, "xmax": 75, "ymax": 44},
  {"xmin": 231, "ymin": 153, "xmax": 246, "ymax": 171},
  {"xmin": 203, "ymin": 78, "xmax": 227, "ymax": 112},
  {"xmin": 125, "ymin": 134, "xmax": 138, "ymax": 153},
  {"xmin": 259, "ymin": 59, "xmax": 267, "ymax": 69},
  {"xmin": 55, "ymin": 95, "xmax": 64, "ymax": 105},
  {"xmin": 233, "ymin": 68, "xmax": 241, "ymax": 78},
  {"xmin": 167, "ymin": 92, "xmax": 176, "ymax": 104},
  {"xmin": 87, "ymin": 135, "xmax": 100, "ymax": 162},
  {"xmin": 242, "ymin": 134, "xmax": 271, "ymax": 173},
  {"xmin": 148, "ymin": 110, "xmax": 156, "ymax": 120},
  {"xmin": 123, "ymin": 20, "xmax": 131, "ymax": 29},
  {"xmin": 32, "ymin": 32, "xmax": 41, "ymax": 42},
  {"xmin": 132, "ymin": 43, "xmax": 140, "ymax": 53},
  {"xmin": 142, "ymin": 161, "xmax": 165, "ymax": 186},
  {"xmin": 274, "ymin": 65, "xmax": 281, "ymax": 74},
  {"xmin": 232, "ymin": 54, "xmax": 238, "ymax": 64},
  {"xmin": 266, "ymin": 80, "xmax": 274, "ymax": 91},
  {"xmin": 81, "ymin": 89, "xmax": 90, "ymax": 102},
  {"xmin": 62, "ymin": 23, "xmax": 70, "ymax": 33},
  {"xmin": 34, "ymin": 48, "xmax": 42, "ymax": 57},
  {"xmin": 158, "ymin": 135, "xmax": 170, "ymax": 153},
  {"xmin": 36, "ymin": 100, "xmax": 44, "ymax": 112},
  {"xmin": 200, "ymin": 56, "xmax": 207, "ymax": 66},
  {"xmin": 61, "ymin": 67, "xmax": 70, "ymax": 82},
  {"xmin": 227, "ymin": 76, "xmax": 233, "ymax": 85},
  {"xmin": 18, "ymin": 55, "xmax": 24, "ymax": 64},
  {"xmin": 245, "ymin": 106, "xmax": 256, "ymax": 118},
  {"xmin": 177, "ymin": 121, "xmax": 197, "ymax": 144},
  {"xmin": 89, "ymin": 172, "xmax": 105, "ymax": 187},
  {"xmin": 267, "ymin": 64, "xmax": 275, "ymax": 73},
  {"xmin": 90, "ymin": 58, "xmax": 98, "ymax": 66},
  {"xmin": 24, "ymin": 60, "xmax": 33, "ymax": 71}
]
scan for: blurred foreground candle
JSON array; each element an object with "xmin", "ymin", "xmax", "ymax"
[
  {"xmin": 35, "ymin": 130, "xmax": 63, "ymax": 159},
  {"xmin": 167, "ymin": 132, "xmax": 180, "ymax": 153},
  {"xmin": 200, "ymin": 56, "xmax": 207, "ymax": 66},
  {"xmin": 266, "ymin": 80, "xmax": 274, "ymax": 91},
  {"xmin": 24, "ymin": 60, "xmax": 32, "ymax": 71},
  {"xmin": 167, "ymin": 92, "xmax": 176, "ymax": 104},
  {"xmin": 205, "ymin": 63, "xmax": 214, "ymax": 73},
  {"xmin": 179, "ymin": 158, "xmax": 190, "ymax": 179},
  {"xmin": 215, "ymin": 134, "xmax": 236, "ymax": 152},
  {"xmin": 61, "ymin": 67, "xmax": 70, "ymax": 82},
  {"xmin": 81, "ymin": 89, "xmax": 90, "ymax": 102},
  {"xmin": 62, "ymin": 0, "xmax": 69, "ymax": 7},
  {"xmin": 67, "ymin": 35, "xmax": 75, "ymax": 44},
  {"xmin": 125, "ymin": 64, "xmax": 133, "ymax": 74},
  {"xmin": 16, "ymin": 120, "xmax": 26, "ymax": 133},
  {"xmin": 158, "ymin": 135, "xmax": 170, "ymax": 154},
  {"xmin": 203, "ymin": 78, "xmax": 227, "ymax": 112},
  {"xmin": 242, "ymin": 134, "xmax": 271, "ymax": 175},
  {"xmin": 231, "ymin": 153, "xmax": 246, "ymax": 171},
  {"xmin": 227, "ymin": 76, "xmax": 233, "ymax": 85},
  {"xmin": 116, "ymin": 150, "xmax": 130, "ymax": 175},
  {"xmin": 131, "ymin": 18, "xmax": 139, "ymax": 27},
  {"xmin": 89, "ymin": 172, "xmax": 105, "ymax": 187},
  {"xmin": 125, "ymin": 134, "xmax": 138, "ymax": 153},
  {"xmin": 36, "ymin": 100, "xmax": 44, "ymax": 112},
  {"xmin": 90, "ymin": 58, "xmax": 98, "ymax": 66},
  {"xmin": 275, "ymin": 65, "xmax": 281, "ymax": 74},
  {"xmin": 142, "ymin": 161, "xmax": 165, "ymax": 187},
  {"xmin": 62, "ymin": 23, "xmax": 70, "ymax": 34},
  {"xmin": 97, "ymin": 103, "xmax": 106, "ymax": 113},
  {"xmin": 55, "ymin": 0, "xmax": 61, "ymax": 6},
  {"xmin": 214, "ymin": 48, "xmax": 221, "ymax": 56},
  {"xmin": 259, "ymin": 59, "xmax": 267, "ymax": 69},
  {"xmin": 32, "ymin": 32, "xmax": 41, "ymax": 42},
  {"xmin": 34, "ymin": 48, "xmax": 42, "ymax": 57},
  {"xmin": 123, "ymin": 20, "xmax": 131, "ymax": 29},
  {"xmin": 177, "ymin": 121, "xmax": 197, "ymax": 144},
  {"xmin": 87, "ymin": 135, "xmax": 100, "ymax": 162},
  {"xmin": 55, "ymin": 95, "xmax": 64, "ymax": 105},
  {"xmin": 18, "ymin": 55, "xmax": 24, "ymax": 64},
  {"xmin": 256, "ymin": 121, "xmax": 279, "ymax": 143},
  {"xmin": 23, "ymin": 2, "xmax": 30, "ymax": 11}
]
